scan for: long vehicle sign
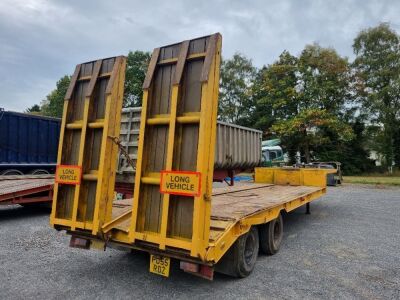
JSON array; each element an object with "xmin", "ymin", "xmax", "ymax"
[
  {"xmin": 160, "ymin": 170, "xmax": 201, "ymax": 197},
  {"xmin": 55, "ymin": 165, "xmax": 82, "ymax": 185}
]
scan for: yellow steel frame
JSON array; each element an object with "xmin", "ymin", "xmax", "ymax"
[
  {"xmin": 54, "ymin": 43, "xmax": 332, "ymax": 270},
  {"xmin": 93, "ymin": 57, "xmax": 126, "ymax": 234},
  {"xmin": 205, "ymin": 186, "xmax": 325, "ymax": 263},
  {"xmin": 124, "ymin": 34, "xmax": 222, "ymax": 259},
  {"xmin": 82, "ymin": 169, "xmax": 329, "ymax": 264},
  {"xmin": 255, "ymin": 167, "xmax": 337, "ymax": 187},
  {"xmin": 50, "ymin": 56, "xmax": 126, "ymax": 235},
  {"xmin": 50, "ymin": 64, "xmax": 80, "ymax": 228},
  {"xmin": 109, "ymin": 167, "xmax": 329, "ymax": 263}
]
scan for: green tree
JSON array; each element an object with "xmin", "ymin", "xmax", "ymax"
[
  {"xmin": 314, "ymin": 117, "xmax": 375, "ymax": 174},
  {"xmin": 219, "ymin": 53, "xmax": 256, "ymax": 125},
  {"xmin": 298, "ymin": 44, "xmax": 352, "ymax": 113},
  {"xmin": 38, "ymin": 51, "xmax": 151, "ymax": 117},
  {"xmin": 252, "ymin": 51, "xmax": 298, "ymax": 131},
  {"xmin": 25, "ymin": 104, "xmax": 41, "ymax": 114},
  {"xmin": 353, "ymin": 23, "xmax": 400, "ymax": 169},
  {"xmin": 272, "ymin": 109, "xmax": 354, "ymax": 163},
  {"xmin": 124, "ymin": 50, "xmax": 151, "ymax": 107},
  {"xmin": 253, "ymin": 46, "xmax": 354, "ymax": 163},
  {"xmin": 251, "ymin": 51, "xmax": 299, "ymax": 162},
  {"xmin": 293, "ymin": 44, "xmax": 354, "ymax": 162},
  {"xmin": 40, "ymin": 75, "xmax": 71, "ymax": 118}
]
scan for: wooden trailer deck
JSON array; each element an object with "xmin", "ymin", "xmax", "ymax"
[
  {"xmin": 110, "ymin": 183, "xmax": 324, "ymax": 248},
  {"xmin": 0, "ymin": 177, "xmax": 54, "ymax": 204}
]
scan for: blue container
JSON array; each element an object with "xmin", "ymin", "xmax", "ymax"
[{"xmin": 0, "ymin": 110, "xmax": 61, "ymax": 174}]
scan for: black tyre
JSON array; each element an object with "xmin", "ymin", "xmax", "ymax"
[
  {"xmin": 215, "ymin": 226, "xmax": 259, "ymax": 278},
  {"xmin": 1, "ymin": 169, "xmax": 23, "ymax": 175},
  {"xmin": 30, "ymin": 169, "xmax": 50, "ymax": 175},
  {"xmin": 259, "ymin": 212, "xmax": 283, "ymax": 255}
]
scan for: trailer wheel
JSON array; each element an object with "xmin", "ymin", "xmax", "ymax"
[
  {"xmin": 30, "ymin": 169, "xmax": 50, "ymax": 175},
  {"xmin": 259, "ymin": 212, "xmax": 283, "ymax": 255},
  {"xmin": 1, "ymin": 169, "xmax": 23, "ymax": 175},
  {"xmin": 234, "ymin": 226, "xmax": 259, "ymax": 277},
  {"xmin": 216, "ymin": 226, "xmax": 259, "ymax": 278}
]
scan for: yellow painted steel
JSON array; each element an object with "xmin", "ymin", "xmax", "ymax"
[
  {"xmin": 50, "ymin": 57, "xmax": 126, "ymax": 235},
  {"xmin": 52, "ymin": 218, "xmax": 93, "ymax": 230},
  {"xmin": 204, "ymin": 186, "xmax": 326, "ymax": 263},
  {"xmin": 70, "ymin": 60, "xmax": 101, "ymax": 231},
  {"xmin": 176, "ymin": 115, "xmax": 201, "ymax": 124},
  {"xmin": 124, "ymin": 35, "xmax": 222, "ymax": 260},
  {"xmin": 53, "ymin": 38, "xmax": 333, "ymax": 272},
  {"xmin": 65, "ymin": 121, "xmax": 83, "ymax": 129},
  {"xmin": 128, "ymin": 89, "xmax": 150, "ymax": 242},
  {"xmin": 141, "ymin": 177, "xmax": 161, "ymax": 185},
  {"xmin": 50, "ymin": 65, "xmax": 79, "ymax": 226},
  {"xmin": 93, "ymin": 57, "xmax": 126, "ymax": 235},
  {"xmin": 191, "ymin": 35, "xmax": 222, "ymax": 258},
  {"xmin": 159, "ymin": 85, "xmax": 179, "ymax": 250},
  {"xmin": 100, "ymin": 167, "xmax": 330, "ymax": 264},
  {"xmin": 255, "ymin": 167, "xmax": 336, "ymax": 187},
  {"xmin": 74, "ymin": 167, "xmax": 330, "ymax": 266}
]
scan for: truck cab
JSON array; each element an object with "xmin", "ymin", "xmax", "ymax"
[{"xmin": 262, "ymin": 145, "xmax": 284, "ymax": 166}]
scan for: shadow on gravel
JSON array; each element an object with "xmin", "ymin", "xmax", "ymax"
[
  {"xmin": 281, "ymin": 206, "xmax": 312, "ymax": 230},
  {"xmin": 85, "ymin": 250, "xmax": 234, "ymax": 284},
  {"xmin": 80, "ymin": 205, "xmax": 322, "ymax": 284},
  {"xmin": 0, "ymin": 204, "xmax": 50, "ymax": 222}
]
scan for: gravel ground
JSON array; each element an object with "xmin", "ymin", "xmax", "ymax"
[{"xmin": 1, "ymin": 184, "xmax": 399, "ymax": 299}]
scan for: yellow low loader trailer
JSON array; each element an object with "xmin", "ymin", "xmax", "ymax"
[{"xmin": 50, "ymin": 34, "xmax": 334, "ymax": 280}]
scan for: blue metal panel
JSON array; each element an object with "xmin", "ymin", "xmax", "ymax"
[{"xmin": 0, "ymin": 111, "xmax": 61, "ymax": 166}]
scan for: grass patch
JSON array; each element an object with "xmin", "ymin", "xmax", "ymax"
[{"xmin": 343, "ymin": 176, "xmax": 400, "ymax": 186}]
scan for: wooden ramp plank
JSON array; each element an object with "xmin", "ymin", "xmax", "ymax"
[
  {"xmin": 127, "ymin": 34, "xmax": 222, "ymax": 259},
  {"xmin": 50, "ymin": 56, "xmax": 126, "ymax": 235}
]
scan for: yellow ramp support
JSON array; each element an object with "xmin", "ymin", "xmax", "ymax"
[
  {"xmin": 50, "ymin": 56, "xmax": 126, "ymax": 235},
  {"xmin": 126, "ymin": 34, "xmax": 222, "ymax": 260}
]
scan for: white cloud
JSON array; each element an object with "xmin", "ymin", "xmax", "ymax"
[{"xmin": 0, "ymin": 0, "xmax": 399, "ymax": 111}]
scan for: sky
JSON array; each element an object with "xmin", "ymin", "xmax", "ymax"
[{"xmin": 0, "ymin": 0, "xmax": 399, "ymax": 112}]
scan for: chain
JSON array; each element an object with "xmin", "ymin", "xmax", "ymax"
[{"xmin": 108, "ymin": 136, "xmax": 136, "ymax": 170}]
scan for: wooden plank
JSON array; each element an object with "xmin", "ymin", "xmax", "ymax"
[
  {"xmin": 65, "ymin": 64, "xmax": 81, "ymax": 100},
  {"xmin": 212, "ymin": 183, "xmax": 272, "ymax": 196},
  {"xmin": 142, "ymin": 48, "xmax": 161, "ymax": 89},
  {"xmin": 173, "ymin": 40, "xmax": 190, "ymax": 85},
  {"xmin": 211, "ymin": 185, "xmax": 322, "ymax": 221},
  {"xmin": 159, "ymin": 41, "xmax": 189, "ymax": 249},
  {"xmin": 71, "ymin": 61, "xmax": 99, "ymax": 230},
  {"xmin": 0, "ymin": 179, "xmax": 53, "ymax": 201},
  {"xmin": 52, "ymin": 56, "xmax": 126, "ymax": 234},
  {"xmin": 127, "ymin": 35, "xmax": 222, "ymax": 257},
  {"xmin": 106, "ymin": 56, "xmax": 122, "ymax": 94},
  {"xmin": 86, "ymin": 60, "xmax": 102, "ymax": 97},
  {"xmin": 200, "ymin": 34, "xmax": 218, "ymax": 82}
]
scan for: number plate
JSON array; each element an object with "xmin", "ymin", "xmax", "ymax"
[{"xmin": 149, "ymin": 255, "xmax": 170, "ymax": 277}]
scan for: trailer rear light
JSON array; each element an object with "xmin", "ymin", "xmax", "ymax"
[
  {"xmin": 69, "ymin": 236, "xmax": 90, "ymax": 249},
  {"xmin": 199, "ymin": 265, "xmax": 214, "ymax": 280},
  {"xmin": 180, "ymin": 261, "xmax": 214, "ymax": 280},
  {"xmin": 180, "ymin": 261, "xmax": 199, "ymax": 273}
]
